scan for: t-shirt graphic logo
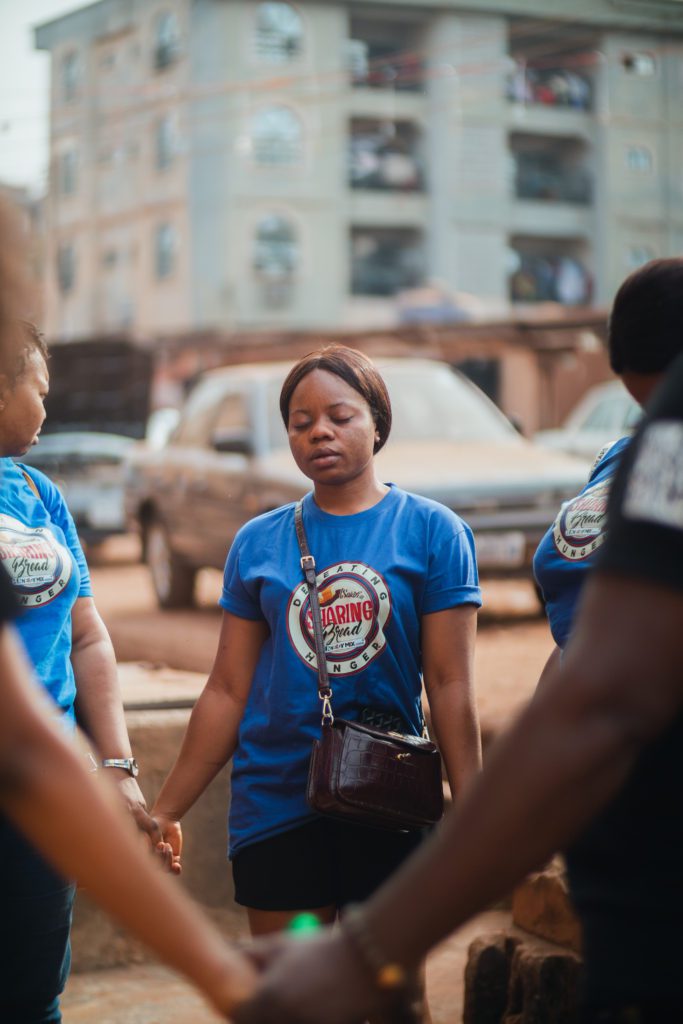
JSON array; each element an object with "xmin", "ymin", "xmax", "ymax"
[
  {"xmin": 552, "ymin": 478, "xmax": 612, "ymax": 561},
  {"xmin": 287, "ymin": 561, "xmax": 391, "ymax": 675},
  {"xmin": 0, "ymin": 515, "xmax": 72, "ymax": 607}
]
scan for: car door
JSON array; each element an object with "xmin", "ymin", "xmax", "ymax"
[
  {"xmin": 197, "ymin": 385, "xmax": 256, "ymax": 567},
  {"xmin": 152, "ymin": 383, "xmax": 228, "ymax": 565}
]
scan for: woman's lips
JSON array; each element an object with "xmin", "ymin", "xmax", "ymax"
[{"xmin": 310, "ymin": 450, "xmax": 339, "ymax": 468}]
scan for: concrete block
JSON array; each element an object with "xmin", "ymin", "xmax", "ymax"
[
  {"xmin": 512, "ymin": 859, "xmax": 582, "ymax": 954},
  {"xmin": 464, "ymin": 932, "xmax": 520, "ymax": 1024},
  {"xmin": 503, "ymin": 942, "xmax": 582, "ymax": 1024}
]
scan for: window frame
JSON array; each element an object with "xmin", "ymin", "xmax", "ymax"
[{"xmin": 254, "ymin": 2, "xmax": 304, "ymax": 63}]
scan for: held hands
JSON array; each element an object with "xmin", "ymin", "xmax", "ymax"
[
  {"xmin": 232, "ymin": 928, "xmax": 383, "ymax": 1024},
  {"xmin": 115, "ymin": 775, "xmax": 181, "ymax": 873},
  {"xmin": 150, "ymin": 808, "xmax": 183, "ymax": 875}
]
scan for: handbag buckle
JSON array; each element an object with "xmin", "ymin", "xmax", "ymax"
[{"xmin": 319, "ymin": 691, "xmax": 334, "ymax": 725}]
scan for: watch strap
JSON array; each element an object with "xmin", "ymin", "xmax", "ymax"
[{"xmin": 101, "ymin": 758, "xmax": 138, "ymax": 777}]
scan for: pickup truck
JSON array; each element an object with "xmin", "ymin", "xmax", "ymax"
[{"xmin": 124, "ymin": 357, "xmax": 589, "ymax": 607}]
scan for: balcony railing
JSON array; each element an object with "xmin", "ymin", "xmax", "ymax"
[
  {"xmin": 509, "ymin": 252, "xmax": 592, "ymax": 305},
  {"xmin": 349, "ymin": 131, "xmax": 424, "ymax": 192},
  {"xmin": 514, "ymin": 162, "xmax": 592, "ymax": 204},
  {"xmin": 348, "ymin": 39, "xmax": 424, "ymax": 92},
  {"xmin": 506, "ymin": 63, "xmax": 593, "ymax": 112}
]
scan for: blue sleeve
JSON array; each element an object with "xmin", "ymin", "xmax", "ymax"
[
  {"xmin": 219, "ymin": 530, "xmax": 265, "ymax": 621},
  {"xmin": 23, "ymin": 467, "xmax": 92, "ymax": 598},
  {"xmin": 423, "ymin": 512, "xmax": 482, "ymax": 614}
]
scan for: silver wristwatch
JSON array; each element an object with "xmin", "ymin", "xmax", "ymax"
[{"xmin": 101, "ymin": 757, "xmax": 139, "ymax": 778}]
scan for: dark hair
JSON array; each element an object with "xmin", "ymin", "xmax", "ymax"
[
  {"xmin": 609, "ymin": 258, "xmax": 683, "ymax": 375},
  {"xmin": 279, "ymin": 345, "xmax": 392, "ymax": 454}
]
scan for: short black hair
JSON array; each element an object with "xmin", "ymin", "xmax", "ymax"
[
  {"xmin": 609, "ymin": 258, "xmax": 683, "ymax": 375},
  {"xmin": 279, "ymin": 345, "xmax": 392, "ymax": 454}
]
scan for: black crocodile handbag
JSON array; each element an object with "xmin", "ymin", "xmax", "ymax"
[{"xmin": 295, "ymin": 501, "xmax": 444, "ymax": 832}]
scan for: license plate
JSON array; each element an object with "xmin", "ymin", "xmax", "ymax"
[
  {"xmin": 475, "ymin": 531, "xmax": 526, "ymax": 569},
  {"xmin": 87, "ymin": 493, "xmax": 124, "ymax": 530}
]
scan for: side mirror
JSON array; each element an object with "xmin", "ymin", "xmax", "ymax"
[{"xmin": 211, "ymin": 428, "xmax": 254, "ymax": 456}]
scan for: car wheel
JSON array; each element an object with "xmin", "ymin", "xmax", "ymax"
[{"xmin": 145, "ymin": 519, "xmax": 196, "ymax": 608}]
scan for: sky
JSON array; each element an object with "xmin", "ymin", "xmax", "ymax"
[{"xmin": 0, "ymin": 0, "xmax": 82, "ymax": 193}]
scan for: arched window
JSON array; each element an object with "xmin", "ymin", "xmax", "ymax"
[
  {"xmin": 251, "ymin": 107, "xmax": 303, "ymax": 165},
  {"xmin": 254, "ymin": 3, "xmax": 303, "ymax": 62},
  {"xmin": 253, "ymin": 215, "xmax": 298, "ymax": 277},
  {"xmin": 154, "ymin": 12, "xmax": 181, "ymax": 70},
  {"xmin": 625, "ymin": 144, "xmax": 653, "ymax": 174}
]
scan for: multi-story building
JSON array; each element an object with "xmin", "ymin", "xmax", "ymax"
[{"xmin": 36, "ymin": 0, "xmax": 683, "ymax": 341}]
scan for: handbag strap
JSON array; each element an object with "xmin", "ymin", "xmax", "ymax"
[
  {"xmin": 21, "ymin": 469, "xmax": 41, "ymax": 500},
  {"xmin": 295, "ymin": 500, "xmax": 334, "ymax": 724}
]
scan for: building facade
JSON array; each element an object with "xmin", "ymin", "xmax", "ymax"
[{"xmin": 36, "ymin": 0, "xmax": 683, "ymax": 340}]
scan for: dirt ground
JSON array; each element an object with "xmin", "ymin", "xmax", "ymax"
[{"xmin": 60, "ymin": 538, "xmax": 555, "ymax": 1023}]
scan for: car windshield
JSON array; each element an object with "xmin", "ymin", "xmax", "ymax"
[{"xmin": 266, "ymin": 362, "xmax": 517, "ymax": 450}]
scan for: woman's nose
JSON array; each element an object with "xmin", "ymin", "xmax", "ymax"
[{"xmin": 310, "ymin": 417, "xmax": 334, "ymax": 440}]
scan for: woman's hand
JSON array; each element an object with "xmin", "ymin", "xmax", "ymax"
[
  {"xmin": 111, "ymin": 775, "xmax": 180, "ymax": 872},
  {"xmin": 233, "ymin": 929, "xmax": 383, "ymax": 1024},
  {"xmin": 152, "ymin": 810, "xmax": 183, "ymax": 875}
]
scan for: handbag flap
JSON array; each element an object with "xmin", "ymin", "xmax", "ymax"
[{"xmin": 337, "ymin": 718, "xmax": 438, "ymax": 754}]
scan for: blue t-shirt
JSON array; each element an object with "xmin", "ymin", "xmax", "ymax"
[
  {"xmin": 0, "ymin": 459, "xmax": 92, "ymax": 723},
  {"xmin": 532, "ymin": 437, "xmax": 631, "ymax": 648},
  {"xmin": 220, "ymin": 484, "xmax": 481, "ymax": 856}
]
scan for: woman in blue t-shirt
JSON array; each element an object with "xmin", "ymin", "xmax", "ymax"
[
  {"xmin": 0, "ymin": 321, "xmax": 162, "ymax": 1023},
  {"xmin": 534, "ymin": 258, "xmax": 683, "ymax": 673},
  {"xmin": 153, "ymin": 346, "xmax": 482, "ymax": 1012}
]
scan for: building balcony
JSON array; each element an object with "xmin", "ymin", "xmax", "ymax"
[
  {"xmin": 347, "ymin": 27, "xmax": 425, "ymax": 94},
  {"xmin": 346, "ymin": 88, "xmax": 424, "ymax": 121},
  {"xmin": 350, "ymin": 226, "xmax": 425, "ymax": 298},
  {"xmin": 348, "ymin": 191, "xmax": 428, "ymax": 228},
  {"xmin": 508, "ymin": 236, "xmax": 592, "ymax": 306},
  {"xmin": 505, "ymin": 64, "xmax": 593, "ymax": 113},
  {"xmin": 506, "ymin": 102, "xmax": 595, "ymax": 140},
  {"xmin": 509, "ymin": 200, "xmax": 593, "ymax": 238},
  {"xmin": 349, "ymin": 118, "xmax": 425, "ymax": 195}
]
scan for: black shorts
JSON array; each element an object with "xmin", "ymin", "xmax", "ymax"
[{"xmin": 232, "ymin": 817, "xmax": 427, "ymax": 911}]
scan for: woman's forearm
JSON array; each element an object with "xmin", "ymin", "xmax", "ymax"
[
  {"xmin": 0, "ymin": 628, "xmax": 256, "ymax": 1016},
  {"xmin": 427, "ymin": 683, "xmax": 482, "ymax": 797},
  {"xmin": 422, "ymin": 605, "xmax": 481, "ymax": 797},
  {"xmin": 6, "ymin": 734, "xmax": 255, "ymax": 1008},
  {"xmin": 71, "ymin": 598, "xmax": 133, "ymax": 759},
  {"xmin": 152, "ymin": 683, "xmax": 244, "ymax": 819}
]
